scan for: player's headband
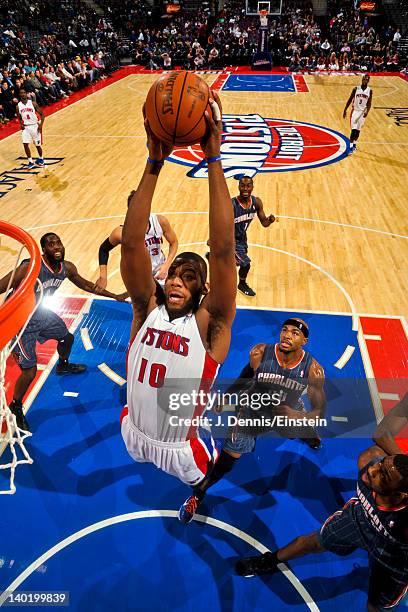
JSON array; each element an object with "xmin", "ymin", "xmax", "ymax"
[{"xmin": 282, "ymin": 318, "xmax": 309, "ymax": 338}]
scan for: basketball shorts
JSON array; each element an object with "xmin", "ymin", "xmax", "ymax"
[
  {"xmin": 121, "ymin": 408, "xmax": 219, "ymax": 486},
  {"xmin": 350, "ymin": 110, "xmax": 366, "ymax": 131},
  {"xmin": 12, "ymin": 309, "xmax": 68, "ymax": 369},
  {"xmin": 235, "ymin": 242, "xmax": 251, "ymax": 268},
  {"xmin": 22, "ymin": 125, "xmax": 42, "ymax": 146},
  {"xmin": 319, "ymin": 498, "xmax": 408, "ymax": 610}
]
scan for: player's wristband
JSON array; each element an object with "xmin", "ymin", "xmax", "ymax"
[
  {"xmin": 205, "ymin": 155, "xmax": 222, "ymax": 164},
  {"xmin": 147, "ymin": 157, "xmax": 164, "ymax": 166}
]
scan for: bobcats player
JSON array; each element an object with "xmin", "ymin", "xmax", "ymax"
[
  {"xmin": 16, "ymin": 89, "xmax": 45, "ymax": 169},
  {"xmin": 207, "ymin": 176, "xmax": 276, "ymax": 297},
  {"xmin": 0, "ymin": 233, "xmax": 124, "ymax": 432},
  {"xmin": 94, "ymin": 198, "xmax": 178, "ymax": 291},
  {"xmin": 343, "ymin": 75, "xmax": 373, "ymax": 153},
  {"xmin": 120, "ymin": 95, "xmax": 236, "ymax": 498},
  {"xmin": 236, "ymin": 444, "xmax": 408, "ymax": 612},
  {"xmin": 179, "ymin": 317, "xmax": 326, "ymax": 523}
]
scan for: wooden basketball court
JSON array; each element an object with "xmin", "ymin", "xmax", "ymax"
[
  {"xmin": 1, "ymin": 70, "xmax": 407, "ymax": 317},
  {"xmin": 1, "ymin": 69, "xmax": 408, "ymax": 611}
]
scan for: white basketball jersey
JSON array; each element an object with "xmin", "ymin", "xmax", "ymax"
[
  {"xmin": 17, "ymin": 100, "xmax": 38, "ymax": 126},
  {"xmin": 127, "ymin": 305, "xmax": 220, "ymax": 443},
  {"xmin": 145, "ymin": 214, "xmax": 165, "ymax": 273},
  {"xmin": 353, "ymin": 86, "xmax": 371, "ymax": 112}
]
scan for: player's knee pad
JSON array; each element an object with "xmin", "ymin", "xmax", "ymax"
[
  {"xmin": 239, "ymin": 264, "xmax": 250, "ymax": 279},
  {"xmin": 58, "ymin": 332, "xmax": 74, "ymax": 359}
]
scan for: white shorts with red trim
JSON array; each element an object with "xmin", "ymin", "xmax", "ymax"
[
  {"xmin": 22, "ymin": 125, "xmax": 42, "ymax": 146},
  {"xmin": 121, "ymin": 408, "xmax": 218, "ymax": 486},
  {"xmin": 350, "ymin": 109, "xmax": 366, "ymax": 131}
]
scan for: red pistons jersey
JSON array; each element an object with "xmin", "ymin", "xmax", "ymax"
[{"xmin": 127, "ymin": 305, "xmax": 220, "ymax": 443}]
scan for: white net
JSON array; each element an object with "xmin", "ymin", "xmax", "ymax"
[
  {"xmin": 0, "ymin": 245, "xmax": 42, "ymax": 494},
  {"xmin": 0, "ymin": 343, "xmax": 33, "ymax": 494}
]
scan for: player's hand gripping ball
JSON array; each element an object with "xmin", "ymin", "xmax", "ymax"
[{"xmin": 145, "ymin": 71, "xmax": 211, "ymax": 146}]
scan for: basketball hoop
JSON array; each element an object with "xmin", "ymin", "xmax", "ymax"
[
  {"xmin": 259, "ymin": 9, "xmax": 268, "ymax": 26},
  {"xmin": 0, "ymin": 221, "xmax": 41, "ymax": 494}
]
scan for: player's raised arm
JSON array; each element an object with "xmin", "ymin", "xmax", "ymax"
[
  {"xmin": 120, "ymin": 114, "xmax": 173, "ymax": 306},
  {"xmin": 200, "ymin": 94, "xmax": 236, "ymax": 361}
]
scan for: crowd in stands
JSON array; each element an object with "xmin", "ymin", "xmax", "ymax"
[
  {"xmin": 112, "ymin": 0, "xmax": 406, "ymax": 72},
  {"xmin": 281, "ymin": 0, "xmax": 405, "ymax": 73},
  {"xmin": 1, "ymin": 0, "xmax": 407, "ymax": 123},
  {"xmin": 0, "ymin": 0, "xmax": 121, "ymax": 123}
]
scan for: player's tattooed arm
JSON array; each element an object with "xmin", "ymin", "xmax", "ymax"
[
  {"xmin": 305, "ymin": 359, "xmax": 326, "ymax": 419},
  {"xmin": 255, "ymin": 197, "xmax": 276, "ymax": 227},
  {"xmin": 121, "ymin": 109, "xmax": 171, "ymax": 312},
  {"xmin": 65, "ymin": 261, "xmax": 125, "ymax": 300},
  {"xmin": 343, "ymin": 87, "xmax": 356, "ymax": 118},
  {"xmin": 373, "ymin": 392, "xmax": 408, "ymax": 456},
  {"xmin": 199, "ymin": 93, "xmax": 236, "ymax": 363},
  {"xmin": 0, "ymin": 262, "xmax": 29, "ymax": 294}
]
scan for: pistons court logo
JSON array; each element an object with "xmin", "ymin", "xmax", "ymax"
[{"xmin": 168, "ymin": 115, "xmax": 350, "ymax": 178}]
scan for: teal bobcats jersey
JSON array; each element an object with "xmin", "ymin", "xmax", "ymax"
[
  {"xmin": 21, "ymin": 256, "xmax": 67, "ymax": 301},
  {"xmin": 254, "ymin": 343, "xmax": 313, "ymax": 408},
  {"xmin": 232, "ymin": 196, "xmax": 257, "ymax": 246}
]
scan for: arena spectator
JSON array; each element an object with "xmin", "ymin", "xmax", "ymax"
[
  {"xmin": 0, "ymin": 0, "xmax": 407, "ymax": 126},
  {"xmin": 0, "ymin": 81, "xmax": 16, "ymax": 119}
]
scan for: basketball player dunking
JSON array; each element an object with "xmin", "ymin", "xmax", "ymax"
[
  {"xmin": 343, "ymin": 74, "xmax": 373, "ymax": 154},
  {"xmin": 16, "ymin": 89, "xmax": 46, "ymax": 169},
  {"xmin": 236, "ymin": 443, "xmax": 408, "ymax": 612},
  {"xmin": 208, "ymin": 176, "xmax": 276, "ymax": 297},
  {"xmin": 94, "ymin": 195, "xmax": 178, "ymax": 292},
  {"xmin": 120, "ymin": 95, "xmax": 236, "ymax": 504},
  {"xmin": 0, "ymin": 233, "xmax": 125, "ymax": 432},
  {"xmin": 179, "ymin": 318, "xmax": 326, "ymax": 524}
]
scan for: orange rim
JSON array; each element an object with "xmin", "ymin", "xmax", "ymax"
[{"xmin": 0, "ymin": 222, "xmax": 41, "ymax": 350}]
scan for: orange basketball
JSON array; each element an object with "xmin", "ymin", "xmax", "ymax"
[{"xmin": 145, "ymin": 71, "xmax": 210, "ymax": 146}]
